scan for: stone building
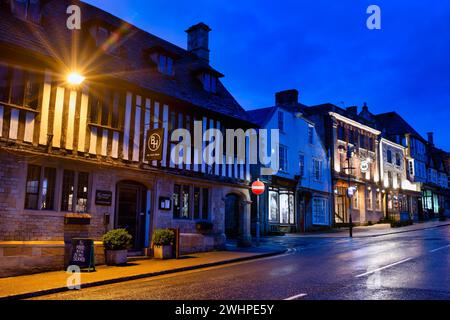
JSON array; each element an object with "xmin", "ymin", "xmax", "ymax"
[
  {"xmin": 306, "ymin": 104, "xmax": 383, "ymax": 225},
  {"xmin": 0, "ymin": 0, "xmax": 255, "ymax": 277},
  {"xmin": 249, "ymin": 90, "xmax": 333, "ymax": 234}
]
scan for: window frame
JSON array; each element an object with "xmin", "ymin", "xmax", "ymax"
[
  {"xmin": 24, "ymin": 164, "xmax": 57, "ymax": 211},
  {"xmin": 60, "ymin": 170, "xmax": 90, "ymax": 213}
]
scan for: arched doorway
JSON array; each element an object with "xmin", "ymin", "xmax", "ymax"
[
  {"xmin": 225, "ymin": 193, "xmax": 241, "ymax": 239},
  {"xmin": 115, "ymin": 181, "xmax": 148, "ymax": 252}
]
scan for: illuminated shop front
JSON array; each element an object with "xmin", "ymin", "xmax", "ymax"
[{"xmin": 268, "ymin": 187, "xmax": 295, "ymax": 225}]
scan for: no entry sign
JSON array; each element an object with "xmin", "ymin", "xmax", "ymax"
[{"xmin": 251, "ymin": 180, "xmax": 265, "ymax": 195}]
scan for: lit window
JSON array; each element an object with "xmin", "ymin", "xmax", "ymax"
[
  {"xmin": 269, "ymin": 188, "xmax": 295, "ymax": 225},
  {"xmin": 61, "ymin": 170, "xmax": 89, "ymax": 213}
]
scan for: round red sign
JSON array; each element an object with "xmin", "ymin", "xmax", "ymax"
[{"xmin": 251, "ymin": 180, "xmax": 265, "ymax": 195}]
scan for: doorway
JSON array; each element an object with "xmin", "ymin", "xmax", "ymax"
[
  {"xmin": 115, "ymin": 181, "xmax": 147, "ymax": 251},
  {"xmin": 225, "ymin": 194, "xmax": 240, "ymax": 239}
]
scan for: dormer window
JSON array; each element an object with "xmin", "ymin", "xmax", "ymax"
[
  {"xmin": 202, "ymin": 73, "xmax": 217, "ymax": 93},
  {"xmin": 158, "ymin": 54, "xmax": 174, "ymax": 76},
  {"xmin": 10, "ymin": 0, "xmax": 42, "ymax": 24}
]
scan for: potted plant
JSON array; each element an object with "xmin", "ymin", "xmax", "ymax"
[
  {"xmin": 152, "ymin": 229, "xmax": 175, "ymax": 259},
  {"xmin": 102, "ymin": 229, "xmax": 132, "ymax": 265},
  {"xmin": 195, "ymin": 220, "xmax": 213, "ymax": 234}
]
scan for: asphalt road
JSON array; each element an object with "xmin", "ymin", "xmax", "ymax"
[{"xmin": 33, "ymin": 225, "xmax": 450, "ymax": 300}]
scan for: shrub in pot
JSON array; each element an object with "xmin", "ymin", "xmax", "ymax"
[
  {"xmin": 103, "ymin": 228, "xmax": 132, "ymax": 265},
  {"xmin": 195, "ymin": 220, "xmax": 213, "ymax": 234},
  {"xmin": 152, "ymin": 229, "xmax": 175, "ymax": 259}
]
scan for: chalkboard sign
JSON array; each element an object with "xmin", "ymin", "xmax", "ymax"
[
  {"xmin": 95, "ymin": 190, "xmax": 113, "ymax": 206},
  {"xmin": 70, "ymin": 238, "xmax": 95, "ymax": 272}
]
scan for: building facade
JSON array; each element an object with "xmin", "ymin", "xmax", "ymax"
[
  {"xmin": 0, "ymin": 0, "xmax": 256, "ymax": 277},
  {"xmin": 306, "ymin": 104, "xmax": 383, "ymax": 225},
  {"xmin": 379, "ymin": 138, "xmax": 421, "ymax": 221},
  {"xmin": 250, "ymin": 90, "xmax": 333, "ymax": 233}
]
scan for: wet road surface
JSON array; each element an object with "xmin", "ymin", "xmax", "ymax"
[{"xmin": 33, "ymin": 225, "xmax": 450, "ymax": 300}]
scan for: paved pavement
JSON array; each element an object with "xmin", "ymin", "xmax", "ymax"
[
  {"xmin": 30, "ymin": 222, "xmax": 450, "ymax": 300},
  {"xmin": 0, "ymin": 246, "xmax": 285, "ymax": 300}
]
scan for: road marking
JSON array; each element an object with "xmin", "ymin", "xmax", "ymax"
[
  {"xmin": 430, "ymin": 244, "xmax": 450, "ymax": 253},
  {"xmin": 355, "ymin": 258, "xmax": 413, "ymax": 278},
  {"xmin": 284, "ymin": 293, "xmax": 307, "ymax": 300}
]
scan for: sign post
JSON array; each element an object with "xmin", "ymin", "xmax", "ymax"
[{"xmin": 251, "ymin": 179, "xmax": 265, "ymax": 247}]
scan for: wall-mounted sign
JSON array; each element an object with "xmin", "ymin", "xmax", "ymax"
[
  {"xmin": 95, "ymin": 190, "xmax": 113, "ymax": 206},
  {"xmin": 159, "ymin": 197, "xmax": 172, "ymax": 210},
  {"xmin": 360, "ymin": 160, "xmax": 369, "ymax": 173},
  {"xmin": 145, "ymin": 128, "xmax": 164, "ymax": 161}
]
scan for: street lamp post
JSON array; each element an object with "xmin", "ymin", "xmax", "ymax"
[{"xmin": 339, "ymin": 145, "xmax": 355, "ymax": 238}]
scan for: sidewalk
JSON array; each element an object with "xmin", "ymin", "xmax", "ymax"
[
  {"xmin": 285, "ymin": 219, "xmax": 450, "ymax": 239},
  {"xmin": 0, "ymin": 246, "xmax": 285, "ymax": 300}
]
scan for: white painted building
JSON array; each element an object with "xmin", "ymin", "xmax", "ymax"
[{"xmin": 250, "ymin": 90, "xmax": 333, "ymax": 233}]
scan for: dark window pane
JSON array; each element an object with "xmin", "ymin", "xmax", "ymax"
[
  {"xmin": 61, "ymin": 170, "xmax": 75, "ymax": 211},
  {"xmin": 25, "ymin": 164, "xmax": 41, "ymax": 209},
  {"xmin": 76, "ymin": 172, "xmax": 89, "ymax": 213},
  {"xmin": 90, "ymin": 95, "xmax": 100, "ymax": 124},
  {"xmin": 24, "ymin": 71, "xmax": 40, "ymax": 109},
  {"xmin": 101, "ymin": 90, "xmax": 110, "ymax": 126},
  {"xmin": 10, "ymin": 68, "xmax": 24, "ymax": 105},
  {"xmin": 193, "ymin": 187, "xmax": 200, "ymax": 219},
  {"xmin": 0, "ymin": 64, "xmax": 10, "ymax": 102},
  {"xmin": 202, "ymin": 188, "xmax": 209, "ymax": 220},
  {"xmin": 40, "ymin": 167, "xmax": 56, "ymax": 210}
]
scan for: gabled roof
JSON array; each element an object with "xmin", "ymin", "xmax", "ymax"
[
  {"xmin": 247, "ymin": 106, "xmax": 278, "ymax": 127},
  {"xmin": 0, "ymin": 0, "xmax": 252, "ymax": 123},
  {"xmin": 375, "ymin": 112, "xmax": 426, "ymax": 142}
]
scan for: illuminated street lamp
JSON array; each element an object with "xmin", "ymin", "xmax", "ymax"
[
  {"xmin": 67, "ymin": 72, "xmax": 85, "ymax": 85},
  {"xmin": 338, "ymin": 145, "xmax": 356, "ymax": 237}
]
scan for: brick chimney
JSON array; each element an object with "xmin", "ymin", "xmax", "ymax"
[
  {"xmin": 186, "ymin": 23, "xmax": 211, "ymax": 62},
  {"xmin": 275, "ymin": 89, "xmax": 299, "ymax": 106},
  {"xmin": 427, "ymin": 132, "xmax": 434, "ymax": 145}
]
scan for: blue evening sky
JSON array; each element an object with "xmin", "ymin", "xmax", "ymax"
[{"xmin": 84, "ymin": 0, "xmax": 450, "ymax": 150}]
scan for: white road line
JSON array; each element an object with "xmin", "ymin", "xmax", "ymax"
[
  {"xmin": 284, "ymin": 293, "xmax": 307, "ymax": 300},
  {"xmin": 355, "ymin": 258, "xmax": 413, "ymax": 278},
  {"xmin": 430, "ymin": 244, "xmax": 450, "ymax": 253}
]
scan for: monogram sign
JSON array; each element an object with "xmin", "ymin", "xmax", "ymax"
[{"xmin": 145, "ymin": 128, "xmax": 164, "ymax": 161}]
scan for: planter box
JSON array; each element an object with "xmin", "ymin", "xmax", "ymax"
[
  {"xmin": 105, "ymin": 249, "xmax": 128, "ymax": 265},
  {"xmin": 64, "ymin": 214, "xmax": 91, "ymax": 225},
  {"xmin": 153, "ymin": 245, "xmax": 173, "ymax": 259}
]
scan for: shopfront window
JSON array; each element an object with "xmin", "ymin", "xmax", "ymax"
[
  {"xmin": 269, "ymin": 188, "xmax": 295, "ymax": 225},
  {"xmin": 174, "ymin": 184, "xmax": 209, "ymax": 220},
  {"xmin": 61, "ymin": 170, "xmax": 89, "ymax": 213}
]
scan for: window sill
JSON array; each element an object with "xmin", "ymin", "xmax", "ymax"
[
  {"xmin": 88, "ymin": 123, "xmax": 123, "ymax": 133},
  {"xmin": 0, "ymin": 102, "xmax": 39, "ymax": 113}
]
